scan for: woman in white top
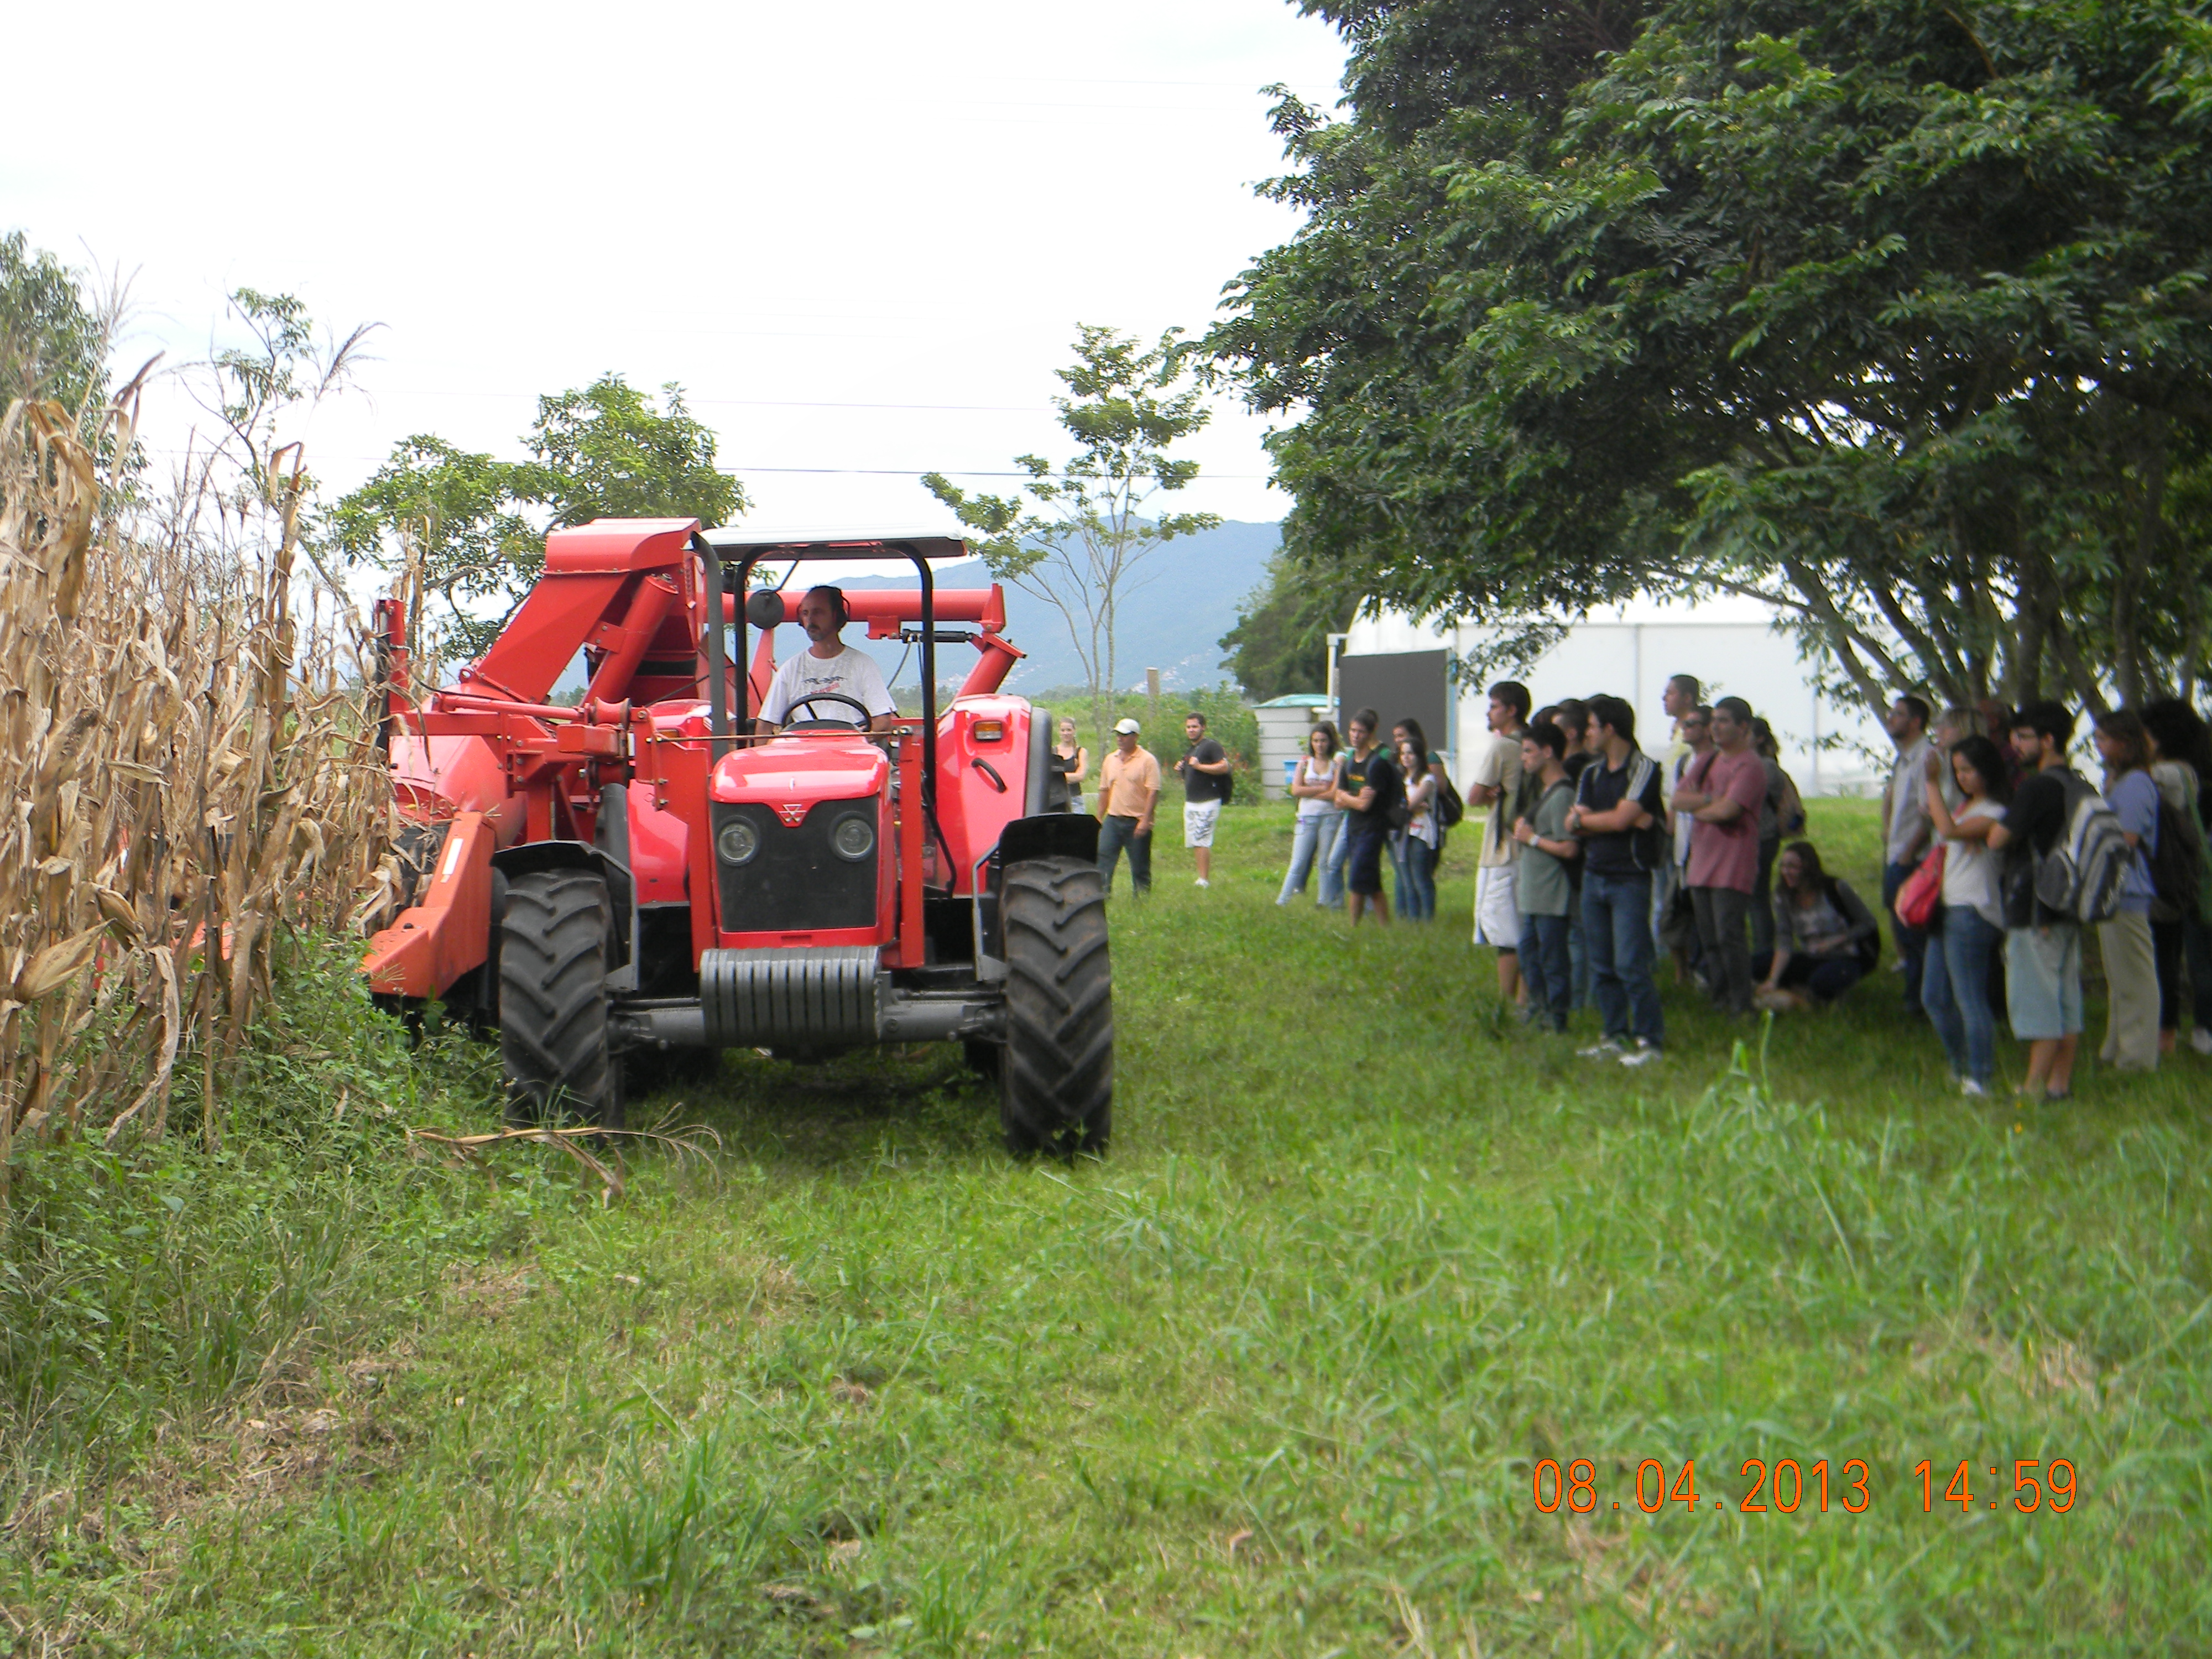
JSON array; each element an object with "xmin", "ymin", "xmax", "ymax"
[
  {"xmin": 1921, "ymin": 732, "xmax": 2010, "ymax": 1094},
  {"xmin": 1392, "ymin": 732, "xmax": 1441, "ymax": 922},
  {"xmin": 1277, "ymin": 722, "xmax": 1346, "ymax": 907},
  {"xmin": 1055, "ymin": 717, "xmax": 1089, "ymax": 814}
]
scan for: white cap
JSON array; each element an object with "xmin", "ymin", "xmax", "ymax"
[{"xmin": 1113, "ymin": 717, "xmax": 1141, "ymax": 735}]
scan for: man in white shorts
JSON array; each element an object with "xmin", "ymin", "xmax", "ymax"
[
  {"xmin": 1175, "ymin": 711, "xmax": 1232, "ymax": 888},
  {"xmin": 1470, "ymin": 681, "xmax": 1531, "ymax": 1004},
  {"xmin": 755, "ymin": 585, "xmax": 899, "ymax": 734}
]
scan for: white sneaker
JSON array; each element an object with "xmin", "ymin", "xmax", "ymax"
[
  {"xmin": 1619, "ymin": 1040, "xmax": 1662, "ymax": 1067},
  {"xmin": 1194, "ymin": 878, "xmax": 1210, "ymax": 889},
  {"xmin": 1961, "ymin": 1079, "xmax": 1989, "ymax": 1098},
  {"xmin": 2191, "ymin": 1027, "xmax": 2212, "ymax": 1056},
  {"xmin": 1578, "ymin": 1039, "xmax": 1625, "ymax": 1059}
]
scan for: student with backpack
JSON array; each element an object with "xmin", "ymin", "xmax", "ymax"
[
  {"xmin": 2091, "ymin": 710, "xmax": 2163, "ymax": 1072},
  {"xmin": 1986, "ymin": 702, "xmax": 2098, "ymax": 1099},
  {"xmin": 1512, "ymin": 721, "xmax": 1580, "ymax": 1032},
  {"xmin": 1566, "ymin": 695, "xmax": 1667, "ymax": 1066},
  {"xmin": 1332, "ymin": 708, "xmax": 1402, "ymax": 928}
]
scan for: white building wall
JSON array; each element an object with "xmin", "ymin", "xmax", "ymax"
[{"xmin": 1343, "ymin": 596, "xmax": 1891, "ymax": 797}]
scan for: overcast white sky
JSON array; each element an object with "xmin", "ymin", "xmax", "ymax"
[{"xmin": 8, "ymin": 0, "xmax": 1347, "ymax": 536}]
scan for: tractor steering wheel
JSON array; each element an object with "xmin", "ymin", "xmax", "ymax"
[{"xmin": 781, "ymin": 691, "xmax": 879, "ymax": 730}]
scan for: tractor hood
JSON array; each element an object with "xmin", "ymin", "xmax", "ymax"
[{"xmin": 711, "ymin": 735, "xmax": 889, "ymax": 807}]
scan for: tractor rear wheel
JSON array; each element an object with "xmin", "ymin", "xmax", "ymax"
[
  {"xmin": 499, "ymin": 869, "xmax": 623, "ymax": 1130},
  {"xmin": 998, "ymin": 857, "xmax": 1111, "ymax": 1155}
]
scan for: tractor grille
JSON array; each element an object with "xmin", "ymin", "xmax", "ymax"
[
  {"xmin": 700, "ymin": 946, "xmax": 881, "ymax": 1045},
  {"xmin": 713, "ymin": 801, "xmax": 878, "ymax": 933}
]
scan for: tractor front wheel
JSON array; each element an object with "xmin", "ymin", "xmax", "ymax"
[
  {"xmin": 998, "ymin": 857, "xmax": 1112, "ymax": 1156},
  {"xmin": 499, "ymin": 869, "xmax": 623, "ymax": 1130}
]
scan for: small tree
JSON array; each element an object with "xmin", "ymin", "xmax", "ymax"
[
  {"xmin": 327, "ymin": 373, "xmax": 745, "ymax": 661},
  {"xmin": 1, "ymin": 230, "xmax": 109, "ymax": 418},
  {"xmin": 322, "ymin": 437, "xmax": 541, "ymax": 659},
  {"xmin": 1221, "ymin": 550, "xmax": 1351, "ymax": 702},
  {"xmin": 517, "ymin": 374, "xmax": 743, "ymax": 530},
  {"xmin": 925, "ymin": 326, "xmax": 1221, "ymax": 742}
]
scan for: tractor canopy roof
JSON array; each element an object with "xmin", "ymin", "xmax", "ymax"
[{"xmin": 700, "ymin": 529, "xmax": 972, "ymax": 565}]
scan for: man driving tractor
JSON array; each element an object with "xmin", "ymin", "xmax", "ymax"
[{"xmin": 755, "ymin": 584, "xmax": 900, "ymax": 734}]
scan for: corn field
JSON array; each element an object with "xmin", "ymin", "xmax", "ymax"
[{"xmin": 0, "ymin": 390, "xmax": 396, "ymax": 1181}]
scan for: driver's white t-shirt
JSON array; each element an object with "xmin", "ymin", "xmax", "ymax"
[{"xmin": 759, "ymin": 644, "xmax": 897, "ymax": 726}]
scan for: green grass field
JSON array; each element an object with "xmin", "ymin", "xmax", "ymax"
[{"xmin": 5, "ymin": 799, "xmax": 2210, "ymax": 1655}]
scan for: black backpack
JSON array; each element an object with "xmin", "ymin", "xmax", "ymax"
[
  {"xmin": 1437, "ymin": 771, "xmax": 1465, "ymax": 829},
  {"xmin": 2148, "ymin": 791, "xmax": 2204, "ymax": 922}
]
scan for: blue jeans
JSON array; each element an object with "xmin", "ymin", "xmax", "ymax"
[
  {"xmin": 1884, "ymin": 860, "xmax": 1930, "ymax": 1009},
  {"xmin": 1097, "ymin": 814, "xmax": 1151, "ymax": 895},
  {"xmin": 1519, "ymin": 911, "xmax": 1572, "ymax": 1030},
  {"xmin": 1568, "ymin": 901, "xmax": 1591, "ymax": 1008},
  {"xmin": 1278, "ymin": 811, "xmax": 1345, "ymax": 905},
  {"xmin": 1323, "ymin": 810, "xmax": 1355, "ymax": 907},
  {"xmin": 1923, "ymin": 904, "xmax": 2002, "ymax": 1086},
  {"xmin": 1394, "ymin": 834, "xmax": 1437, "ymax": 920},
  {"xmin": 1583, "ymin": 871, "xmax": 1664, "ymax": 1047}
]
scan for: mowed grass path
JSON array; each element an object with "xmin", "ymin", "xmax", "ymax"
[{"xmin": 13, "ymin": 800, "xmax": 2212, "ymax": 1655}]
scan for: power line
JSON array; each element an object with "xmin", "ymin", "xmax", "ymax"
[
  {"xmin": 130, "ymin": 446, "xmax": 1272, "ymax": 481},
  {"xmin": 365, "ymin": 390, "xmax": 1056, "ymax": 414},
  {"xmin": 713, "ymin": 466, "xmax": 1272, "ymax": 479}
]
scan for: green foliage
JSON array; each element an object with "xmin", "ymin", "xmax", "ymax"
[
  {"xmin": 925, "ymin": 327, "xmax": 1223, "ymax": 745},
  {"xmin": 1218, "ymin": 550, "xmax": 1347, "ymax": 700},
  {"xmin": 1214, "ymin": 0, "xmax": 2212, "ymax": 712},
  {"xmin": 519, "ymin": 375, "xmax": 744, "ymax": 531},
  {"xmin": 0, "ymin": 230, "xmax": 106, "ymax": 415},
  {"xmin": 326, "ymin": 374, "xmax": 746, "ymax": 660},
  {"xmin": 324, "ymin": 437, "xmax": 546, "ymax": 659},
  {"xmin": 0, "ymin": 937, "xmax": 514, "ymax": 1495}
]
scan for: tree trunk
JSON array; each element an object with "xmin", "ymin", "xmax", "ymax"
[{"xmin": 2112, "ymin": 409, "xmax": 2166, "ymax": 706}]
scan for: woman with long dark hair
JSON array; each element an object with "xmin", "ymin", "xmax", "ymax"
[
  {"xmin": 1393, "ymin": 724, "xmax": 1440, "ymax": 921},
  {"xmin": 1921, "ymin": 733, "xmax": 2011, "ymax": 1095},
  {"xmin": 1277, "ymin": 721, "xmax": 1345, "ymax": 906},
  {"xmin": 1755, "ymin": 841, "xmax": 1882, "ymax": 1011},
  {"xmin": 2142, "ymin": 698, "xmax": 2212, "ymax": 1055}
]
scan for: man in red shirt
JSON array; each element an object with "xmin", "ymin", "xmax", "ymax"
[{"xmin": 1671, "ymin": 696, "xmax": 1770, "ymax": 1016}]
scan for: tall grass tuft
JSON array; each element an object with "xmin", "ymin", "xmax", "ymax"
[{"xmin": 0, "ymin": 380, "xmax": 393, "ymax": 1173}]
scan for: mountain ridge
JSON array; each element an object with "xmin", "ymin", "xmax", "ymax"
[{"xmin": 838, "ymin": 519, "xmax": 1280, "ymax": 693}]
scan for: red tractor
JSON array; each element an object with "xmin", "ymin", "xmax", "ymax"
[{"xmin": 363, "ymin": 520, "xmax": 1111, "ymax": 1155}]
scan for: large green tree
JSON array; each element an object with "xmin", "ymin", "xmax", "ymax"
[
  {"xmin": 925, "ymin": 326, "xmax": 1222, "ymax": 740},
  {"xmin": 327, "ymin": 374, "xmax": 745, "ymax": 659},
  {"xmin": 1213, "ymin": 0, "xmax": 2212, "ymax": 712}
]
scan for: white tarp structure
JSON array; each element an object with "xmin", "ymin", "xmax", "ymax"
[{"xmin": 1338, "ymin": 593, "xmax": 1894, "ymax": 797}]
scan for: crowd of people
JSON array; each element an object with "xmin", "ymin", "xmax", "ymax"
[{"xmin": 1068, "ymin": 677, "xmax": 2212, "ymax": 1098}]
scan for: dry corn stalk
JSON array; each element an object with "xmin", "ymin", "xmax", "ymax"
[{"xmin": 0, "ymin": 390, "xmax": 394, "ymax": 1180}]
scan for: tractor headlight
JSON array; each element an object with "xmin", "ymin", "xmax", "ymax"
[
  {"xmin": 831, "ymin": 814, "xmax": 875, "ymax": 862},
  {"xmin": 717, "ymin": 818, "xmax": 760, "ymax": 865}
]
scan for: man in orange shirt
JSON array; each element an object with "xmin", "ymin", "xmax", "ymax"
[{"xmin": 1094, "ymin": 718, "xmax": 1161, "ymax": 896}]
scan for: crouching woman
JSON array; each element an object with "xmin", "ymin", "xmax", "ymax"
[{"xmin": 1755, "ymin": 841, "xmax": 1882, "ymax": 1011}]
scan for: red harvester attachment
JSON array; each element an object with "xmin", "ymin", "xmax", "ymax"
[{"xmin": 366, "ymin": 521, "xmax": 1110, "ymax": 1154}]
